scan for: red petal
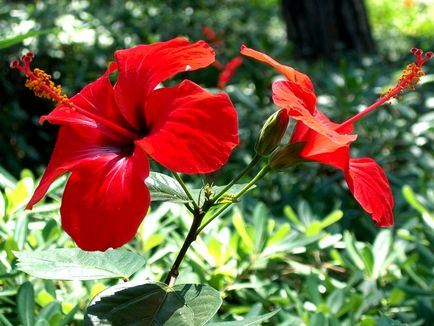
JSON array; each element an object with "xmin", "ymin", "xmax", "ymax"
[
  {"xmin": 272, "ymin": 80, "xmax": 316, "ymax": 113},
  {"xmin": 61, "ymin": 146, "xmax": 150, "ymax": 251},
  {"xmin": 27, "ymin": 125, "xmax": 126, "ymax": 210},
  {"xmin": 290, "ymin": 108, "xmax": 356, "ymax": 158},
  {"xmin": 240, "ymin": 45, "xmax": 314, "ymax": 91},
  {"xmin": 114, "ymin": 38, "xmax": 215, "ymax": 130},
  {"xmin": 272, "ymin": 82, "xmax": 357, "ymax": 154},
  {"xmin": 218, "ymin": 57, "xmax": 243, "ymax": 89},
  {"xmin": 305, "ymin": 146, "xmax": 350, "ymax": 171},
  {"xmin": 42, "ymin": 63, "xmax": 134, "ymax": 142},
  {"xmin": 345, "ymin": 158, "xmax": 394, "ymax": 227},
  {"xmin": 138, "ymin": 80, "xmax": 239, "ymax": 174}
]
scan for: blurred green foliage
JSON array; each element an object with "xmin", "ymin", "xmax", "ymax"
[{"xmin": 1, "ymin": 0, "xmax": 434, "ymax": 325}]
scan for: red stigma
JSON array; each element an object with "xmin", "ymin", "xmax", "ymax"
[{"xmin": 412, "ymin": 48, "xmax": 433, "ymax": 66}]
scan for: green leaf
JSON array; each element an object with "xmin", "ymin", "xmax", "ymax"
[
  {"xmin": 58, "ymin": 304, "xmax": 79, "ymax": 326},
  {"xmin": 284, "ymin": 205, "xmax": 303, "ymax": 227},
  {"xmin": 402, "ymin": 185, "xmax": 434, "ymax": 228},
  {"xmin": 415, "ymin": 241, "xmax": 434, "ymax": 265},
  {"xmin": 0, "ymin": 313, "xmax": 13, "ymax": 326},
  {"xmin": 0, "ymin": 191, "xmax": 5, "ymax": 221},
  {"xmin": 310, "ymin": 312, "xmax": 327, "ymax": 326},
  {"xmin": 207, "ymin": 309, "xmax": 279, "ymax": 325},
  {"xmin": 267, "ymin": 223, "xmax": 291, "ymax": 245},
  {"xmin": 15, "ymin": 248, "xmax": 145, "ymax": 280},
  {"xmin": 327, "ymin": 289, "xmax": 346, "ymax": 314},
  {"xmin": 36, "ymin": 301, "xmax": 62, "ymax": 325},
  {"xmin": 232, "ymin": 209, "xmax": 254, "ymax": 252},
  {"xmin": 85, "ymin": 282, "xmax": 222, "ymax": 326},
  {"xmin": 0, "ymin": 30, "xmax": 54, "ymax": 49},
  {"xmin": 253, "ymin": 203, "xmax": 268, "ymax": 253},
  {"xmin": 17, "ymin": 282, "xmax": 35, "ymax": 326},
  {"xmin": 14, "ymin": 214, "xmax": 29, "ymax": 250},
  {"xmin": 360, "ymin": 247, "xmax": 374, "ymax": 277},
  {"xmin": 305, "ymin": 221, "xmax": 323, "ymax": 237},
  {"xmin": 145, "ymin": 172, "xmax": 190, "ymax": 203},
  {"xmin": 262, "ymin": 232, "xmax": 319, "ymax": 257},
  {"xmin": 343, "ymin": 231, "xmax": 365, "ymax": 270},
  {"xmin": 305, "ymin": 274, "xmax": 321, "ymax": 306},
  {"xmin": 320, "ymin": 210, "xmax": 343, "ymax": 228},
  {"xmin": 376, "ymin": 315, "xmax": 408, "ymax": 326},
  {"xmin": 5, "ymin": 177, "xmax": 33, "ymax": 215},
  {"xmin": 372, "ymin": 230, "xmax": 392, "ymax": 278},
  {"xmin": 0, "ymin": 166, "xmax": 17, "ymax": 189}
]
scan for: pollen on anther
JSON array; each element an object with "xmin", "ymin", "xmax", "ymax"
[{"xmin": 11, "ymin": 52, "xmax": 69, "ymax": 104}]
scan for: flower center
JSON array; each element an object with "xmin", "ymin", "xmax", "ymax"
[
  {"xmin": 337, "ymin": 48, "xmax": 433, "ymax": 131},
  {"xmin": 11, "ymin": 53, "xmax": 139, "ymax": 140}
]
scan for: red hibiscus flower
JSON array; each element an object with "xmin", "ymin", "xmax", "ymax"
[
  {"xmin": 218, "ymin": 56, "xmax": 243, "ymax": 89},
  {"xmin": 202, "ymin": 26, "xmax": 223, "ymax": 46},
  {"xmin": 241, "ymin": 45, "xmax": 433, "ymax": 227},
  {"xmin": 12, "ymin": 38, "xmax": 239, "ymax": 250}
]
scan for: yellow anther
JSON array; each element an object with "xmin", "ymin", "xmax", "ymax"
[
  {"xmin": 385, "ymin": 62, "xmax": 425, "ymax": 100},
  {"xmin": 24, "ymin": 68, "xmax": 68, "ymax": 103}
]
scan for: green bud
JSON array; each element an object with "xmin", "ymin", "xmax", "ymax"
[
  {"xmin": 269, "ymin": 142, "xmax": 306, "ymax": 171},
  {"xmin": 255, "ymin": 109, "xmax": 289, "ymax": 156}
]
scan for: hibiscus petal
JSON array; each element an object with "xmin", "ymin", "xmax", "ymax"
[
  {"xmin": 114, "ymin": 38, "xmax": 215, "ymax": 130},
  {"xmin": 273, "ymin": 81, "xmax": 357, "ymax": 151},
  {"xmin": 41, "ymin": 63, "xmax": 134, "ymax": 142},
  {"xmin": 61, "ymin": 146, "xmax": 150, "ymax": 251},
  {"xmin": 218, "ymin": 56, "xmax": 243, "ymax": 89},
  {"xmin": 305, "ymin": 146, "xmax": 350, "ymax": 171},
  {"xmin": 27, "ymin": 125, "xmax": 126, "ymax": 210},
  {"xmin": 290, "ymin": 108, "xmax": 356, "ymax": 159},
  {"xmin": 344, "ymin": 158, "xmax": 394, "ymax": 227},
  {"xmin": 138, "ymin": 80, "xmax": 239, "ymax": 174},
  {"xmin": 272, "ymin": 80, "xmax": 316, "ymax": 113},
  {"xmin": 240, "ymin": 45, "xmax": 314, "ymax": 91}
]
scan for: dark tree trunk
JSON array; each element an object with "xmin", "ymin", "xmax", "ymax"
[{"xmin": 281, "ymin": 0, "xmax": 376, "ymax": 59}]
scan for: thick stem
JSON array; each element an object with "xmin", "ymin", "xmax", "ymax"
[{"xmin": 164, "ymin": 207, "xmax": 204, "ymax": 286}]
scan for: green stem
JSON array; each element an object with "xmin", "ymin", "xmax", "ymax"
[
  {"xmin": 212, "ymin": 154, "xmax": 262, "ymax": 204},
  {"xmin": 172, "ymin": 172, "xmax": 198, "ymax": 212},
  {"xmin": 196, "ymin": 164, "xmax": 271, "ymax": 236}
]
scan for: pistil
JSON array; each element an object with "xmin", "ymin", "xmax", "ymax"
[{"xmin": 337, "ymin": 48, "xmax": 433, "ymax": 131}]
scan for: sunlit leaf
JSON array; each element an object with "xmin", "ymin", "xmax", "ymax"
[
  {"xmin": 232, "ymin": 209, "xmax": 254, "ymax": 251},
  {"xmin": 320, "ymin": 210, "xmax": 343, "ymax": 228},
  {"xmin": 402, "ymin": 185, "xmax": 434, "ymax": 228},
  {"xmin": 0, "ymin": 30, "xmax": 55, "ymax": 49},
  {"xmin": 15, "ymin": 248, "xmax": 145, "ymax": 280},
  {"xmin": 145, "ymin": 172, "xmax": 190, "ymax": 203},
  {"xmin": 372, "ymin": 230, "xmax": 392, "ymax": 278}
]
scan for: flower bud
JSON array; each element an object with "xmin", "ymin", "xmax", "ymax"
[
  {"xmin": 269, "ymin": 142, "xmax": 305, "ymax": 171},
  {"xmin": 255, "ymin": 109, "xmax": 289, "ymax": 156}
]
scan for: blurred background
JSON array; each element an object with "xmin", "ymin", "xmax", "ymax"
[{"xmin": 1, "ymin": 0, "xmax": 433, "ymax": 325}]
